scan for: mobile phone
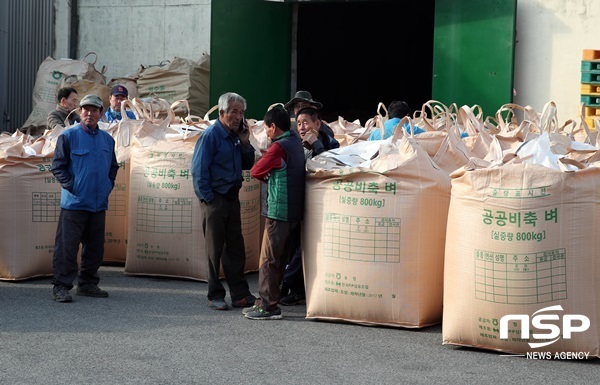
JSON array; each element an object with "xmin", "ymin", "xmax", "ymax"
[{"xmin": 238, "ymin": 117, "xmax": 246, "ymax": 132}]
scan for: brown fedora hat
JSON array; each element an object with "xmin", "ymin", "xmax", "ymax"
[{"xmin": 284, "ymin": 90, "xmax": 323, "ymax": 110}]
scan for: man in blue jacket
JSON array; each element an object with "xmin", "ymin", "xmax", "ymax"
[
  {"xmin": 367, "ymin": 100, "xmax": 421, "ymax": 140},
  {"xmin": 51, "ymin": 94, "xmax": 119, "ymax": 303},
  {"xmin": 104, "ymin": 84, "xmax": 136, "ymax": 122},
  {"xmin": 191, "ymin": 92, "xmax": 257, "ymax": 311}
]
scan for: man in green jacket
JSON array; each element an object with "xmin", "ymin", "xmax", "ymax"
[{"xmin": 243, "ymin": 106, "xmax": 306, "ymax": 320}]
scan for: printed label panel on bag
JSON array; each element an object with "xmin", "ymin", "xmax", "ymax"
[
  {"xmin": 136, "ymin": 196, "xmax": 193, "ymax": 234},
  {"xmin": 474, "ymin": 248, "xmax": 567, "ymax": 304},
  {"xmin": 107, "ymin": 160, "xmax": 127, "ymax": 217},
  {"xmin": 324, "ymin": 213, "xmax": 401, "ymax": 262},
  {"xmin": 32, "ymin": 192, "xmax": 60, "ymax": 222}
]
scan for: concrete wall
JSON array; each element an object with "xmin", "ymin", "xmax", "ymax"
[
  {"xmin": 74, "ymin": 0, "xmax": 211, "ymax": 82},
  {"xmin": 514, "ymin": 0, "xmax": 600, "ymax": 120},
  {"xmin": 58, "ymin": 0, "xmax": 600, "ymax": 121},
  {"xmin": 53, "ymin": 0, "xmax": 72, "ymax": 60}
]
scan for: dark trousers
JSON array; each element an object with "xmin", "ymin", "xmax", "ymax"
[
  {"xmin": 283, "ymin": 223, "xmax": 305, "ymax": 295},
  {"xmin": 257, "ymin": 218, "xmax": 300, "ymax": 311},
  {"xmin": 51, "ymin": 209, "xmax": 106, "ymax": 290},
  {"xmin": 202, "ymin": 193, "xmax": 251, "ymax": 302}
]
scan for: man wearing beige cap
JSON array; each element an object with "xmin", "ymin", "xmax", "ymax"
[{"xmin": 50, "ymin": 94, "xmax": 119, "ymax": 303}]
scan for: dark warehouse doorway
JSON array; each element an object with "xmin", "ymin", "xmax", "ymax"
[{"xmin": 295, "ymin": 0, "xmax": 435, "ymax": 125}]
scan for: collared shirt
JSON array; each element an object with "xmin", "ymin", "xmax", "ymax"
[
  {"xmin": 103, "ymin": 107, "xmax": 136, "ymax": 123},
  {"xmin": 51, "ymin": 122, "xmax": 119, "ymax": 212},
  {"xmin": 368, "ymin": 117, "xmax": 425, "ymax": 140},
  {"xmin": 191, "ymin": 119, "xmax": 255, "ymax": 203}
]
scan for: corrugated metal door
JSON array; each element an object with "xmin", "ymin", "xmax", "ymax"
[
  {"xmin": 1, "ymin": 0, "xmax": 54, "ymax": 132},
  {"xmin": 0, "ymin": 1, "xmax": 8, "ymax": 132}
]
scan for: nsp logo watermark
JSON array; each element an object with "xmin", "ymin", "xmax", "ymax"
[{"xmin": 500, "ymin": 305, "xmax": 590, "ymax": 348}]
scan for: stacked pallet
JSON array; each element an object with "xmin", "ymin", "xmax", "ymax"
[{"xmin": 581, "ymin": 49, "xmax": 600, "ymax": 130}]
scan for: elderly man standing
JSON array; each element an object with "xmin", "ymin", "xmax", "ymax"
[
  {"xmin": 50, "ymin": 94, "xmax": 119, "ymax": 303},
  {"xmin": 191, "ymin": 92, "xmax": 257, "ymax": 311}
]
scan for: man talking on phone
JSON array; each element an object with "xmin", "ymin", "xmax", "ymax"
[{"xmin": 191, "ymin": 92, "xmax": 257, "ymax": 311}]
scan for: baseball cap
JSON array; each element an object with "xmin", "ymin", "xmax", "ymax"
[
  {"xmin": 79, "ymin": 94, "xmax": 103, "ymax": 109},
  {"xmin": 110, "ymin": 84, "xmax": 129, "ymax": 97}
]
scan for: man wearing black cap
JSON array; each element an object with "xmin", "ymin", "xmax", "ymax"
[
  {"xmin": 284, "ymin": 90, "xmax": 337, "ymax": 139},
  {"xmin": 50, "ymin": 94, "xmax": 119, "ymax": 303},
  {"xmin": 104, "ymin": 84, "xmax": 136, "ymax": 123}
]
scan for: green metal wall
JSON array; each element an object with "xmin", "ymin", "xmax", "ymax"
[
  {"xmin": 210, "ymin": 0, "xmax": 292, "ymax": 120},
  {"xmin": 433, "ymin": 0, "xmax": 517, "ymax": 117},
  {"xmin": 210, "ymin": 0, "xmax": 517, "ymax": 121}
]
